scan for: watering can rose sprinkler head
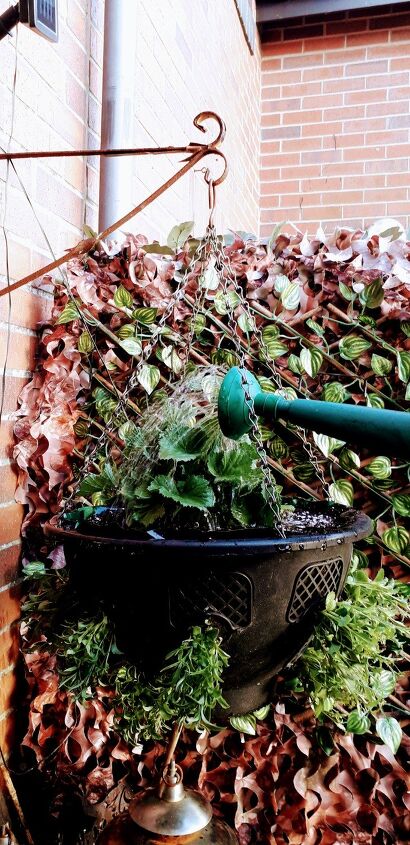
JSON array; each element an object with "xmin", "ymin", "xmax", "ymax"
[{"xmin": 218, "ymin": 366, "xmax": 410, "ymax": 459}]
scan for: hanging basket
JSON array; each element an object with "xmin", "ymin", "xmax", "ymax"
[{"xmin": 44, "ymin": 502, "xmax": 371, "ymax": 716}]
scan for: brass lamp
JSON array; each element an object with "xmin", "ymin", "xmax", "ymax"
[{"xmin": 97, "ymin": 733, "xmax": 237, "ymax": 845}]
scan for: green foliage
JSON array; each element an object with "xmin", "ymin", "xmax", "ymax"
[
  {"xmin": 296, "ymin": 568, "xmax": 409, "ymax": 736},
  {"xmin": 58, "ymin": 613, "xmax": 120, "ymax": 697},
  {"xmin": 114, "ymin": 626, "xmax": 229, "ymax": 742}
]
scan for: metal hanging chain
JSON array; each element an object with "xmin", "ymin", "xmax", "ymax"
[{"xmin": 212, "ymin": 235, "xmax": 329, "ymax": 495}]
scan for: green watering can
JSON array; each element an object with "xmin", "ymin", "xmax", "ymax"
[{"xmin": 218, "ymin": 367, "xmax": 410, "ymax": 458}]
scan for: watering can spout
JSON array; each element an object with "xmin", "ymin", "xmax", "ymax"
[{"xmin": 218, "ymin": 367, "xmax": 410, "ymax": 459}]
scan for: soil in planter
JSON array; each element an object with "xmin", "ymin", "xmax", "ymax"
[{"xmin": 60, "ymin": 498, "xmax": 360, "ymax": 541}]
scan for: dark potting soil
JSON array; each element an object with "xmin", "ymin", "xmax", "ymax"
[{"xmin": 60, "ymin": 500, "xmax": 359, "ymax": 541}]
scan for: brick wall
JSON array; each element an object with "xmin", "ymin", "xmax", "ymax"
[
  {"xmin": 260, "ymin": 3, "xmax": 410, "ymax": 239},
  {"xmin": 0, "ymin": 0, "xmax": 104, "ymax": 756},
  {"xmin": 131, "ymin": 0, "xmax": 261, "ymax": 239}
]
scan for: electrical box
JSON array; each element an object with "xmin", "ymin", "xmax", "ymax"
[{"xmin": 19, "ymin": 0, "xmax": 58, "ymax": 41}]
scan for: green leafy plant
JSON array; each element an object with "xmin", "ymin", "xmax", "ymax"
[
  {"xmin": 295, "ymin": 564, "xmax": 409, "ymax": 752},
  {"xmin": 57, "ymin": 612, "xmax": 121, "ymax": 697},
  {"xmin": 114, "ymin": 625, "xmax": 229, "ymax": 742},
  {"xmin": 77, "ymin": 372, "xmax": 281, "ymax": 532}
]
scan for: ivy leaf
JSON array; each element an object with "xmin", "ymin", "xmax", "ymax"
[
  {"xmin": 396, "ymin": 350, "xmax": 410, "ymax": 382},
  {"xmin": 371, "ymin": 670, "xmax": 396, "ymax": 699},
  {"xmin": 269, "ymin": 436, "xmax": 289, "ymax": 460},
  {"xmin": 339, "ymin": 282, "xmax": 356, "ymax": 301},
  {"xmin": 56, "ymin": 301, "xmax": 81, "ymax": 324},
  {"xmin": 329, "ymin": 480, "xmax": 354, "ymax": 507},
  {"xmin": 238, "ymin": 311, "xmax": 256, "ymax": 333},
  {"xmin": 201, "ymin": 263, "xmax": 219, "ymax": 291},
  {"xmin": 293, "ymin": 463, "xmax": 316, "ymax": 482},
  {"xmin": 346, "ymin": 710, "xmax": 370, "ymax": 735},
  {"xmin": 371, "ymin": 353, "xmax": 393, "ymax": 376},
  {"xmin": 137, "ymin": 364, "xmax": 161, "ymax": 395},
  {"xmin": 367, "ymin": 456, "xmax": 391, "ymax": 479},
  {"xmin": 207, "ymin": 443, "xmax": 260, "ymax": 483},
  {"xmin": 160, "ymin": 345, "xmax": 183, "ymax": 374},
  {"xmin": 281, "ymin": 281, "xmax": 300, "ymax": 311},
  {"xmin": 288, "ymin": 354, "xmax": 303, "ymax": 374},
  {"xmin": 306, "ymin": 318, "xmax": 325, "ymax": 337},
  {"xmin": 367, "ymin": 393, "xmax": 384, "ymax": 409},
  {"xmin": 339, "ymin": 335, "xmax": 372, "ymax": 360},
  {"xmin": 191, "ymin": 313, "xmax": 206, "ymax": 335},
  {"xmin": 300, "ymin": 347, "xmax": 323, "ymax": 378},
  {"xmin": 213, "ymin": 290, "xmax": 240, "ymax": 315},
  {"xmin": 360, "ymin": 278, "xmax": 384, "ymax": 309},
  {"xmin": 120, "ymin": 337, "xmax": 143, "ymax": 357},
  {"xmin": 382, "ymin": 525, "xmax": 409, "ymax": 554},
  {"xmin": 148, "ymin": 475, "xmax": 215, "ymax": 510},
  {"xmin": 77, "ymin": 331, "xmax": 93, "ymax": 354},
  {"xmin": 166, "ymin": 220, "xmax": 194, "ymax": 250},
  {"xmin": 339, "ymin": 448, "xmax": 360, "ymax": 469},
  {"xmin": 322, "ymin": 382, "xmax": 347, "ymax": 403},
  {"xmin": 132, "ymin": 307, "xmax": 157, "ymax": 325},
  {"xmin": 313, "ymin": 433, "xmax": 344, "ymax": 457},
  {"xmin": 375, "ymin": 716, "xmax": 402, "ymax": 754},
  {"xmin": 114, "ymin": 285, "xmax": 133, "ymax": 309},
  {"xmin": 392, "ymin": 493, "xmax": 410, "ymax": 517},
  {"xmin": 117, "ymin": 323, "xmax": 136, "ymax": 340},
  {"xmin": 401, "ymin": 320, "xmax": 410, "ymax": 337},
  {"xmin": 230, "ymin": 714, "xmax": 256, "ymax": 735},
  {"xmin": 274, "ymin": 274, "xmax": 289, "ymax": 295},
  {"xmin": 262, "ymin": 325, "xmax": 287, "ymax": 360}
]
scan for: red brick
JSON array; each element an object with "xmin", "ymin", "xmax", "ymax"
[
  {"xmin": 303, "ymin": 65, "xmax": 344, "ymax": 81},
  {"xmin": 261, "ymin": 113, "xmax": 281, "ymax": 127},
  {"xmin": 343, "ymin": 146, "xmax": 385, "ymax": 161},
  {"xmin": 284, "ymin": 24, "xmax": 324, "ymax": 42},
  {"xmin": 365, "ymin": 187, "xmax": 407, "ymax": 202},
  {"xmin": 0, "ymin": 464, "xmax": 18, "ymax": 504},
  {"xmin": 367, "ymin": 72, "xmax": 410, "ymax": 89},
  {"xmin": 388, "ymin": 86, "xmax": 410, "ymax": 100},
  {"xmin": 0, "ymin": 626, "xmax": 19, "ymax": 674},
  {"xmin": 0, "ymin": 329, "xmax": 37, "ymax": 372},
  {"xmin": 326, "ymin": 19, "xmax": 369, "ymax": 35},
  {"xmin": 0, "ymin": 504, "xmax": 25, "ymax": 547},
  {"xmin": 0, "ymin": 708, "xmax": 17, "ymax": 758},
  {"xmin": 270, "ymin": 179, "xmax": 300, "ymax": 195},
  {"xmin": 346, "ymin": 30, "xmax": 390, "ymax": 47},
  {"xmin": 387, "ymin": 201, "xmax": 410, "ymax": 214},
  {"xmin": 344, "ymin": 89, "xmax": 387, "ymax": 105},
  {"xmin": 0, "ymin": 665, "xmax": 19, "ymax": 718},
  {"xmin": 303, "ymin": 35, "xmax": 345, "ymax": 53},
  {"xmin": 260, "ymin": 195, "xmax": 280, "ymax": 209},
  {"xmin": 302, "ymin": 93, "xmax": 343, "ymax": 109},
  {"xmin": 0, "ymin": 287, "xmax": 53, "ymax": 332},
  {"xmin": 324, "ymin": 48, "xmax": 366, "ymax": 65},
  {"xmin": 0, "ymin": 544, "xmax": 21, "ymax": 590},
  {"xmin": 262, "ymin": 97, "xmax": 300, "ymax": 113},
  {"xmin": 346, "ymin": 59, "xmax": 388, "ymax": 76},
  {"xmin": 391, "ymin": 26, "xmax": 410, "ymax": 41},
  {"xmin": 262, "ymin": 40, "xmax": 303, "ymax": 57},
  {"xmin": 0, "ymin": 378, "xmax": 28, "ymax": 416},
  {"xmin": 0, "ymin": 584, "xmax": 21, "ymax": 631},
  {"xmin": 370, "ymin": 14, "xmax": 410, "ymax": 30},
  {"xmin": 283, "ymin": 109, "xmax": 322, "ymax": 125},
  {"xmin": 367, "ymin": 129, "xmax": 408, "ymax": 145},
  {"xmin": 283, "ymin": 53, "xmax": 324, "ymax": 69}
]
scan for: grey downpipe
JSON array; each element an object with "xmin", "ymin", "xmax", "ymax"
[{"xmin": 99, "ymin": 0, "xmax": 137, "ymax": 238}]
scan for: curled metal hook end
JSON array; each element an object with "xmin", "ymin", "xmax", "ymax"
[{"xmin": 192, "ymin": 112, "xmax": 226, "ymax": 147}]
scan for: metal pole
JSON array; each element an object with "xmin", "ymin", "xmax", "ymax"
[
  {"xmin": 98, "ymin": 0, "xmax": 138, "ymax": 238},
  {"xmin": 0, "ymin": 3, "xmax": 19, "ymax": 40}
]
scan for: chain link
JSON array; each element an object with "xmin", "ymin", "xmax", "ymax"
[{"xmin": 211, "ymin": 239, "xmax": 329, "ymax": 496}]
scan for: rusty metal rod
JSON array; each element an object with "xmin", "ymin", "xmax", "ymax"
[{"xmin": 0, "ymin": 111, "xmax": 228, "ymax": 299}]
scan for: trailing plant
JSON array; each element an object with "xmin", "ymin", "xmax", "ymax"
[
  {"xmin": 114, "ymin": 626, "xmax": 229, "ymax": 743},
  {"xmin": 294, "ymin": 561, "xmax": 409, "ymax": 752}
]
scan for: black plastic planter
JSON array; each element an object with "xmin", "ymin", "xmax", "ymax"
[{"xmin": 44, "ymin": 503, "xmax": 371, "ymax": 716}]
